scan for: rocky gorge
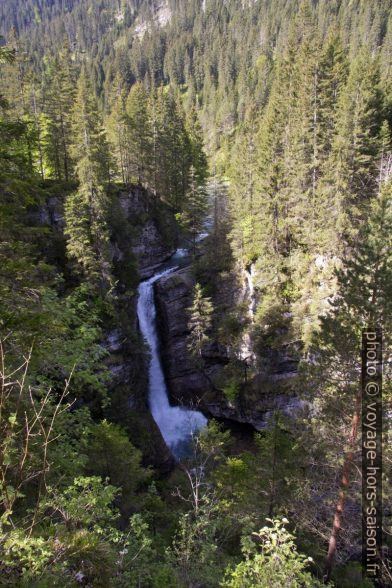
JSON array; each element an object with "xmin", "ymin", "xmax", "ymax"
[{"xmin": 31, "ymin": 184, "xmax": 301, "ymax": 466}]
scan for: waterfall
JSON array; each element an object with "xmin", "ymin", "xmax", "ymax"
[{"xmin": 137, "ymin": 264, "xmax": 207, "ymax": 459}]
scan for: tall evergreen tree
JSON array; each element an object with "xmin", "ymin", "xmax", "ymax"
[
  {"xmin": 106, "ymin": 74, "xmax": 128, "ymax": 184},
  {"xmin": 187, "ymin": 283, "xmax": 213, "ymax": 360},
  {"xmin": 300, "ymin": 175, "xmax": 392, "ymax": 580},
  {"xmin": 152, "ymin": 89, "xmax": 192, "ymax": 210},
  {"xmin": 42, "ymin": 45, "xmax": 76, "ymax": 181},
  {"xmin": 125, "ymin": 81, "xmax": 152, "ymax": 185},
  {"xmin": 178, "ymin": 165, "xmax": 208, "ymax": 255},
  {"xmin": 320, "ymin": 48, "xmax": 384, "ymax": 253},
  {"xmin": 186, "ymin": 106, "xmax": 208, "ymax": 187},
  {"xmin": 229, "ymin": 119, "xmax": 259, "ymax": 265},
  {"xmin": 65, "ymin": 67, "xmax": 113, "ymax": 289}
]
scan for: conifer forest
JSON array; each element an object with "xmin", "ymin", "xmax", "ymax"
[{"xmin": 1, "ymin": 1, "xmax": 392, "ymax": 586}]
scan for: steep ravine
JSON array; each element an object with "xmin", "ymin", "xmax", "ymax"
[{"xmin": 102, "ymin": 186, "xmax": 182, "ymax": 469}]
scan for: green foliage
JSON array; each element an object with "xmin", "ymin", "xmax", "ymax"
[
  {"xmin": 41, "ymin": 45, "xmax": 76, "ymax": 181},
  {"xmin": 0, "ymin": 348, "xmax": 160, "ymax": 588},
  {"xmin": 85, "ymin": 420, "xmax": 151, "ymax": 514},
  {"xmin": 65, "ymin": 67, "xmax": 113, "ymax": 289},
  {"xmin": 168, "ymin": 421, "xmax": 232, "ymax": 587},
  {"xmin": 222, "ymin": 519, "xmax": 325, "ymax": 588},
  {"xmin": 320, "ymin": 47, "xmax": 384, "ymax": 248},
  {"xmin": 1, "ymin": 2, "xmax": 392, "ymax": 585},
  {"xmin": 42, "ymin": 476, "xmax": 120, "ymax": 533},
  {"xmin": 295, "ymin": 174, "xmax": 392, "ymax": 575},
  {"xmin": 176, "ymin": 165, "xmax": 208, "ymax": 253},
  {"xmin": 210, "ymin": 416, "xmax": 301, "ymax": 531},
  {"xmin": 150, "ymin": 88, "xmax": 193, "ymax": 210},
  {"xmin": 222, "ymin": 376, "xmax": 239, "ymax": 404},
  {"xmin": 332, "ymin": 562, "xmax": 375, "ymax": 588},
  {"xmin": 124, "ymin": 81, "xmax": 152, "ymax": 184},
  {"xmin": 187, "ymin": 282, "xmax": 213, "ymax": 360}
]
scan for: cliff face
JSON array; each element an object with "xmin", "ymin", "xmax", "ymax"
[
  {"xmin": 102, "ymin": 319, "xmax": 174, "ymax": 472},
  {"xmin": 155, "ymin": 268, "xmax": 228, "ymax": 407},
  {"xmin": 30, "ymin": 184, "xmax": 178, "ymax": 277},
  {"xmin": 115, "ymin": 187, "xmax": 177, "ymax": 278},
  {"xmin": 154, "ymin": 265, "xmax": 301, "ymax": 431}
]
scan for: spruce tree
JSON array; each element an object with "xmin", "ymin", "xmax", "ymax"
[
  {"xmin": 125, "ymin": 81, "xmax": 152, "ymax": 185},
  {"xmin": 300, "ymin": 176, "xmax": 392, "ymax": 580},
  {"xmin": 106, "ymin": 74, "xmax": 128, "ymax": 184},
  {"xmin": 65, "ymin": 67, "xmax": 113, "ymax": 289},
  {"xmin": 246, "ymin": 52, "xmax": 295, "ymax": 343},
  {"xmin": 320, "ymin": 48, "xmax": 384, "ymax": 253},
  {"xmin": 229, "ymin": 119, "xmax": 259, "ymax": 265},
  {"xmin": 42, "ymin": 45, "xmax": 76, "ymax": 181},
  {"xmin": 152, "ymin": 89, "xmax": 192, "ymax": 210},
  {"xmin": 186, "ymin": 106, "xmax": 208, "ymax": 187},
  {"xmin": 178, "ymin": 166, "xmax": 208, "ymax": 255},
  {"xmin": 187, "ymin": 283, "xmax": 213, "ymax": 359}
]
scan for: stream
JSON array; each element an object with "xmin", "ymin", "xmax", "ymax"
[{"xmin": 136, "ymin": 249, "xmax": 208, "ymax": 459}]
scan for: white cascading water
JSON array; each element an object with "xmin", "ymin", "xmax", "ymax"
[{"xmin": 137, "ymin": 263, "xmax": 207, "ymax": 459}]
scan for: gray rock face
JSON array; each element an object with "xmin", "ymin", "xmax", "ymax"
[
  {"xmin": 154, "ymin": 266, "xmax": 301, "ymax": 431},
  {"xmin": 27, "ymin": 196, "xmax": 65, "ymax": 230},
  {"xmin": 155, "ymin": 268, "xmax": 216, "ymax": 406},
  {"xmin": 102, "ymin": 324, "xmax": 175, "ymax": 472},
  {"xmin": 132, "ymin": 220, "xmax": 174, "ymax": 278},
  {"xmin": 118, "ymin": 187, "xmax": 149, "ymax": 217},
  {"xmin": 118, "ymin": 187, "xmax": 177, "ymax": 277}
]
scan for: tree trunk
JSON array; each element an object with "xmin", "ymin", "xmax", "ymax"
[{"xmin": 324, "ymin": 391, "xmax": 361, "ymax": 581}]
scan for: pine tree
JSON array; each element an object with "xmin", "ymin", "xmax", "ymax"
[
  {"xmin": 316, "ymin": 36, "xmax": 349, "ymax": 180},
  {"xmin": 253, "ymin": 47, "xmax": 296, "ymax": 260},
  {"xmin": 229, "ymin": 119, "xmax": 259, "ymax": 265},
  {"xmin": 2, "ymin": 31, "xmax": 44, "ymax": 176},
  {"xmin": 280, "ymin": 2, "xmax": 320, "ymax": 248},
  {"xmin": 283, "ymin": 35, "xmax": 349, "ymax": 344},
  {"xmin": 152, "ymin": 88, "xmax": 192, "ymax": 210},
  {"xmin": 186, "ymin": 106, "xmax": 208, "ymax": 187},
  {"xmin": 320, "ymin": 48, "xmax": 384, "ymax": 253},
  {"xmin": 204, "ymin": 177, "xmax": 232, "ymax": 278},
  {"xmin": 301, "ymin": 174, "xmax": 392, "ymax": 580},
  {"xmin": 244, "ymin": 52, "xmax": 296, "ymax": 344},
  {"xmin": 106, "ymin": 74, "xmax": 128, "ymax": 184},
  {"xmin": 0, "ymin": 36, "xmax": 15, "ymax": 108}
]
